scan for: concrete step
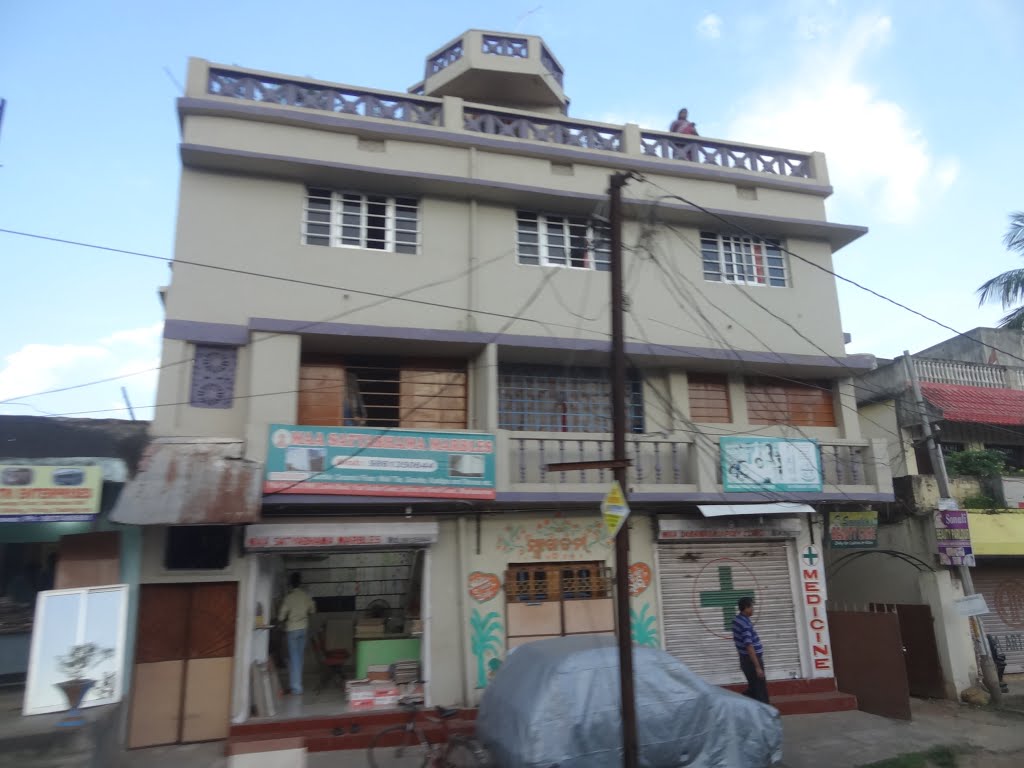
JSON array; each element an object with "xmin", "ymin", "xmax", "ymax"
[{"xmin": 773, "ymin": 691, "xmax": 859, "ymax": 716}]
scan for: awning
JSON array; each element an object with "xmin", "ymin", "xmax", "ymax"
[
  {"xmin": 697, "ymin": 503, "xmax": 816, "ymax": 518},
  {"xmin": 109, "ymin": 438, "xmax": 262, "ymax": 525},
  {"xmin": 244, "ymin": 521, "xmax": 439, "ymax": 551},
  {"xmin": 921, "ymin": 382, "xmax": 1024, "ymax": 427}
]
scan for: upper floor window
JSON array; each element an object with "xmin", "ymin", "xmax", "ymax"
[
  {"xmin": 688, "ymin": 373, "xmax": 731, "ymax": 424},
  {"xmin": 517, "ymin": 211, "xmax": 610, "ymax": 271},
  {"xmin": 303, "ymin": 188, "xmax": 419, "ymax": 253},
  {"xmin": 745, "ymin": 377, "xmax": 835, "ymax": 427},
  {"xmin": 498, "ymin": 364, "xmax": 644, "ymax": 433},
  {"xmin": 701, "ymin": 232, "xmax": 787, "ymax": 287}
]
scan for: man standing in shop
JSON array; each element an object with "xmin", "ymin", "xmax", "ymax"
[
  {"xmin": 279, "ymin": 572, "xmax": 316, "ymax": 695},
  {"xmin": 733, "ymin": 596, "xmax": 770, "ymax": 704}
]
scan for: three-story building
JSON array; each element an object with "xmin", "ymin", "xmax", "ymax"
[{"xmin": 114, "ymin": 31, "xmax": 891, "ymax": 746}]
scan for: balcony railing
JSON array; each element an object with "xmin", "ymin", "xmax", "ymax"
[
  {"xmin": 207, "ymin": 68, "xmax": 442, "ymax": 126},
  {"xmin": 914, "ymin": 358, "xmax": 1023, "ymax": 390},
  {"xmin": 198, "ymin": 63, "xmax": 822, "ymax": 183},
  {"xmin": 481, "ymin": 34, "xmax": 529, "ymax": 58},
  {"xmin": 540, "ymin": 45, "xmax": 564, "ymax": 86},
  {"xmin": 505, "ymin": 432, "xmax": 693, "ymax": 488},
  {"xmin": 640, "ymin": 132, "xmax": 813, "ymax": 178},
  {"xmin": 428, "ymin": 40, "xmax": 464, "ymax": 76},
  {"xmin": 463, "ymin": 107, "xmax": 623, "ymax": 152},
  {"xmin": 499, "ymin": 431, "xmax": 889, "ymax": 497}
]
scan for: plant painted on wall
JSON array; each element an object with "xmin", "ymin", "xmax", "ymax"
[
  {"xmin": 470, "ymin": 609, "xmax": 504, "ymax": 689},
  {"xmin": 630, "ymin": 604, "xmax": 658, "ymax": 648},
  {"xmin": 495, "ymin": 518, "xmax": 611, "ymax": 560}
]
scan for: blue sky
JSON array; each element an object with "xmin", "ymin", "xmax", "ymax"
[{"xmin": 1, "ymin": 0, "xmax": 1022, "ymax": 420}]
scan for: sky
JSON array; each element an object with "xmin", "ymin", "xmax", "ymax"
[{"xmin": 1, "ymin": 0, "xmax": 1022, "ymax": 421}]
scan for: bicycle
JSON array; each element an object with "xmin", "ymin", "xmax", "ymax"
[{"xmin": 367, "ymin": 697, "xmax": 492, "ymax": 768}]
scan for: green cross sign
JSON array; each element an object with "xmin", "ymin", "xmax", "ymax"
[
  {"xmin": 802, "ymin": 547, "xmax": 819, "ymax": 566},
  {"xmin": 699, "ymin": 566, "xmax": 752, "ymax": 631}
]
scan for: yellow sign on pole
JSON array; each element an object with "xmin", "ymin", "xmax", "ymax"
[{"xmin": 601, "ymin": 481, "xmax": 631, "ymax": 538}]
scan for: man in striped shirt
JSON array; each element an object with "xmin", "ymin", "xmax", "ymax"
[{"xmin": 732, "ymin": 596, "xmax": 770, "ymax": 704}]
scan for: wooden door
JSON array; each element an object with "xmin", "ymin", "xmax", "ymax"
[
  {"xmin": 181, "ymin": 583, "xmax": 237, "ymax": 742},
  {"xmin": 828, "ymin": 608, "xmax": 911, "ymax": 720},
  {"xmin": 128, "ymin": 582, "xmax": 237, "ymax": 748},
  {"xmin": 128, "ymin": 585, "xmax": 190, "ymax": 748},
  {"xmin": 872, "ymin": 603, "xmax": 946, "ymax": 699}
]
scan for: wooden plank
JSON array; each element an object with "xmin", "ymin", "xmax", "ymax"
[
  {"xmin": 188, "ymin": 582, "xmax": 238, "ymax": 659},
  {"xmin": 128, "ymin": 661, "xmax": 185, "ymax": 748},
  {"xmin": 136, "ymin": 584, "xmax": 190, "ymax": 663},
  {"xmin": 180, "ymin": 657, "xmax": 234, "ymax": 743}
]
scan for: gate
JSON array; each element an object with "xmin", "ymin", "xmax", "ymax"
[
  {"xmin": 872, "ymin": 603, "xmax": 946, "ymax": 699},
  {"xmin": 828, "ymin": 607, "xmax": 911, "ymax": 720}
]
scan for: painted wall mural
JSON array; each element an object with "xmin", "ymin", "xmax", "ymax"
[
  {"xmin": 468, "ymin": 572, "xmax": 501, "ymax": 603},
  {"xmin": 628, "ymin": 563, "xmax": 652, "ymax": 597},
  {"xmin": 470, "ymin": 608, "xmax": 504, "ymax": 689},
  {"xmin": 630, "ymin": 603, "xmax": 659, "ymax": 647},
  {"xmin": 495, "ymin": 518, "xmax": 611, "ymax": 560}
]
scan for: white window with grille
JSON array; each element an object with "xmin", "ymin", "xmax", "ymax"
[
  {"xmin": 701, "ymin": 232, "xmax": 787, "ymax": 287},
  {"xmin": 303, "ymin": 188, "xmax": 419, "ymax": 253},
  {"xmin": 516, "ymin": 211, "xmax": 610, "ymax": 271}
]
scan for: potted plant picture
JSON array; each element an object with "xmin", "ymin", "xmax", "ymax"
[{"xmin": 55, "ymin": 642, "xmax": 114, "ymax": 726}]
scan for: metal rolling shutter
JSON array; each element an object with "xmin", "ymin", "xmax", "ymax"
[
  {"xmin": 974, "ymin": 567, "xmax": 1024, "ymax": 674},
  {"xmin": 657, "ymin": 540, "xmax": 802, "ymax": 684}
]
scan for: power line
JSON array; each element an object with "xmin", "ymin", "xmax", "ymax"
[{"xmin": 632, "ymin": 179, "xmax": 1024, "ymax": 369}]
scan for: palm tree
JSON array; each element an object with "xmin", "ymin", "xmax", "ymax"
[{"xmin": 978, "ymin": 212, "xmax": 1024, "ymax": 328}]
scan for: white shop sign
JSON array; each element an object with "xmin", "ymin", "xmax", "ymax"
[
  {"xmin": 244, "ymin": 522, "xmax": 439, "ymax": 550},
  {"xmin": 658, "ymin": 516, "xmax": 803, "ymax": 541}
]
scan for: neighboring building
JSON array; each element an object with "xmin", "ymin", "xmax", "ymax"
[
  {"xmin": 0, "ymin": 416, "xmax": 148, "ymax": 762},
  {"xmin": 838, "ymin": 327, "xmax": 1024, "ymax": 696},
  {"xmin": 113, "ymin": 30, "xmax": 891, "ymax": 745}
]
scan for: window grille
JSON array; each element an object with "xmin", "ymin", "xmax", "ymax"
[{"xmin": 498, "ymin": 365, "xmax": 644, "ymax": 433}]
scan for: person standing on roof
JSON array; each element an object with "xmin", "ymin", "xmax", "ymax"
[
  {"xmin": 670, "ymin": 107, "xmax": 699, "ymax": 135},
  {"xmin": 733, "ymin": 595, "xmax": 770, "ymax": 704}
]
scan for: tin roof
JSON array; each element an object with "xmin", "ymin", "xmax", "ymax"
[{"xmin": 109, "ymin": 438, "xmax": 262, "ymax": 525}]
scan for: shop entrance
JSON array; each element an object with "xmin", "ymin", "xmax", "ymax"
[
  {"xmin": 249, "ymin": 545, "xmax": 426, "ymax": 720},
  {"xmin": 504, "ymin": 562, "xmax": 615, "ymax": 648}
]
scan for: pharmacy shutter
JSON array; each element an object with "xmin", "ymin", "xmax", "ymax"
[
  {"xmin": 974, "ymin": 566, "xmax": 1024, "ymax": 674},
  {"xmin": 657, "ymin": 540, "xmax": 802, "ymax": 684}
]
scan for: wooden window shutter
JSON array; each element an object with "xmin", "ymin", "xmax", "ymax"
[
  {"xmin": 745, "ymin": 378, "xmax": 836, "ymax": 427},
  {"xmin": 688, "ymin": 373, "xmax": 731, "ymax": 423},
  {"xmin": 297, "ymin": 362, "xmax": 345, "ymax": 426},
  {"xmin": 399, "ymin": 363, "xmax": 467, "ymax": 429}
]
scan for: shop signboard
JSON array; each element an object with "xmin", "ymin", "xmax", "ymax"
[
  {"xmin": 0, "ymin": 465, "xmax": 103, "ymax": 522},
  {"xmin": 828, "ymin": 510, "xmax": 879, "ymax": 549},
  {"xmin": 934, "ymin": 508, "xmax": 975, "ymax": 567},
  {"xmin": 264, "ymin": 425, "xmax": 496, "ymax": 500},
  {"xmin": 658, "ymin": 516, "xmax": 803, "ymax": 541},
  {"xmin": 601, "ymin": 481, "xmax": 630, "ymax": 537},
  {"xmin": 720, "ymin": 436, "xmax": 823, "ymax": 493}
]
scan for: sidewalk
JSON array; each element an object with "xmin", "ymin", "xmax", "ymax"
[
  {"xmin": 781, "ymin": 699, "xmax": 1024, "ymax": 768},
  {"xmin": 124, "ymin": 699, "xmax": 1024, "ymax": 768}
]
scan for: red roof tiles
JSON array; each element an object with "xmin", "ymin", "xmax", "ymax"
[{"xmin": 920, "ymin": 381, "xmax": 1024, "ymax": 426}]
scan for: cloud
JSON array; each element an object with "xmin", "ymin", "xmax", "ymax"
[
  {"xmin": 697, "ymin": 13, "xmax": 723, "ymax": 39},
  {"xmin": 725, "ymin": 13, "xmax": 957, "ymax": 222},
  {"xmin": 0, "ymin": 322, "xmax": 163, "ymax": 420}
]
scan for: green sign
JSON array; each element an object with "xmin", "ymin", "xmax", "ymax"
[
  {"xmin": 828, "ymin": 510, "xmax": 878, "ymax": 549},
  {"xmin": 721, "ymin": 436, "xmax": 823, "ymax": 493},
  {"xmin": 700, "ymin": 566, "xmax": 753, "ymax": 631},
  {"xmin": 264, "ymin": 425, "xmax": 496, "ymax": 500}
]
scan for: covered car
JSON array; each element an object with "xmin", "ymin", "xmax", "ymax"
[{"xmin": 477, "ymin": 635, "xmax": 782, "ymax": 768}]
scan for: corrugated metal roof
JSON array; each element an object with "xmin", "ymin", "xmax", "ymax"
[
  {"xmin": 921, "ymin": 382, "xmax": 1024, "ymax": 427},
  {"xmin": 110, "ymin": 438, "xmax": 262, "ymax": 525}
]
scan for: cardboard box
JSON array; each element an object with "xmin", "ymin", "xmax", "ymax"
[
  {"xmin": 367, "ymin": 665, "xmax": 392, "ymax": 682},
  {"xmin": 346, "ymin": 680, "xmax": 376, "ymax": 708}
]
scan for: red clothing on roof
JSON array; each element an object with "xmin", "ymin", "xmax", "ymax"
[{"xmin": 920, "ymin": 381, "xmax": 1024, "ymax": 426}]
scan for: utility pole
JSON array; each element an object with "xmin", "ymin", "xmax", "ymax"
[
  {"xmin": 904, "ymin": 351, "xmax": 1002, "ymax": 703},
  {"xmin": 609, "ymin": 171, "xmax": 638, "ymax": 767},
  {"xmin": 545, "ymin": 172, "xmax": 638, "ymax": 766}
]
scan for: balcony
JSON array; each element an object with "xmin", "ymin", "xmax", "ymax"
[
  {"xmin": 419, "ymin": 30, "xmax": 567, "ymax": 111},
  {"xmin": 497, "ymin": 431, "xmax": 892, "ymax": 502},
  {"xmin": 194, "ymin": 61, "xmax": 828, "ymax": 188},
  {"xmin": 914, "ymin": 358, "xmax": 1024, "ymax": 390}
]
